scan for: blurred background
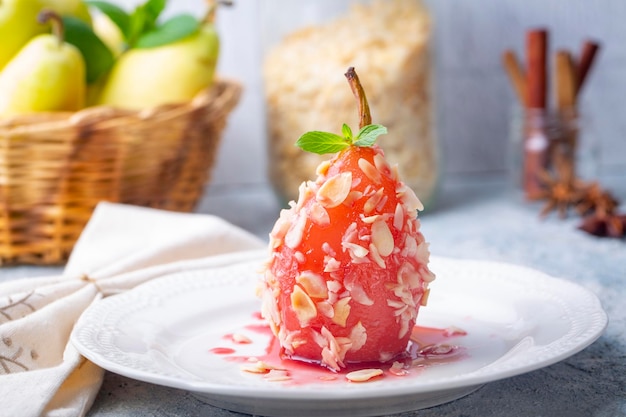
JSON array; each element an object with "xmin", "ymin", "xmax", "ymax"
[{"xmin": 134, "ymin": 0, "xmax": 626, "ymax": 193}]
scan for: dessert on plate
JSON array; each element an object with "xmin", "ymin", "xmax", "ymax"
[{"xmin": 259, "ymin": 67, "xmax": 435, "ymax": 371}]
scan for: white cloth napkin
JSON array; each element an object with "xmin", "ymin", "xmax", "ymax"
[{"xmin": 0, "ymin": 202, "xmax": 267, "ymax": 417}]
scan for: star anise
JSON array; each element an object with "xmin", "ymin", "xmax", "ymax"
[
  {"xmin": 530, "ymin": 169, "xmax": 586, "ymax": 218},
  {"xmin": 572, "ymin": 181, "xmax": 625, "ymax": 238},
  {"xmin": 578, "ymin": 211, "xmax": 626, "ymax": 238},
  {"xmin": 575, "ymin": 181, "xmax": 620, "ymax": 216}
]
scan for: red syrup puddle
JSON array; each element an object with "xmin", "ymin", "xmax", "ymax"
[
  {"xmin": 209, "ymin": 347, "xmax": 236, "ymax": 355},
  {"xmin": 209, "ymin": 312, "xmax": 468, "ymax": 385}
]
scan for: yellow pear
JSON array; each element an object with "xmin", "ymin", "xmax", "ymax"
[
  {"xmin": 91, "ymin": 11, "xmax": 125, "ymax": 56},
  {"xmin": 0, "ymin": 10, "xmax": 85, "ymax": 115},
  {"xmin": 0, "ymin": 0, "xmax": 91, "ymax": 71},
  {"xmin": 97, "ymin": 21, "xmax": 219, "ymax": 110}
]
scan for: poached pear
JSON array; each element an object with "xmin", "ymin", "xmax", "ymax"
[
  {"xmin": 0, "ymin": 10, "xmax": 86, "ymax": 115},
  {"xmin": 0, "ymin": 0, "xmax": 91, "ymax": 71},
  {"xmin": 96, "ymin": 17, "xmax": 219, "ymax": 109}
]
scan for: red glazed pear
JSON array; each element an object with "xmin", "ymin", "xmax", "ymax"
[{"xmin": 259, "ymin": 68, "xmax": 435, "ymax": 371}]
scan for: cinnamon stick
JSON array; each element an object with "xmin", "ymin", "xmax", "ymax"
[
  {"xmin": 555, "ymin": 50, "xmax": 578, "ymax": 110},
  {"xmin": 576, "ymin": 40, "xmax": 600, "ymax": 94},
  {"xmin": 554, "ymin": 49, "xmax": 579, "ymax": 181},
  {"xmin": 502, "ymin": 49, "xmax": 527, "ymax": 105},
  {"xmin": 523, "ymin": 28, "xmax": 550, "ymax": 198},
  {"xmin": 526, "ymin": 29, "xmax": 549, "ymax": 109}
]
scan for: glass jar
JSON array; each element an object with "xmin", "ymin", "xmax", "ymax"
[
  {"xmin": 261, "ymin": 0, "xmax": 439, "ymax": 208},
  {"xmin": 509, "ymin": 105, "xmax": 599, "ymax": 197}
]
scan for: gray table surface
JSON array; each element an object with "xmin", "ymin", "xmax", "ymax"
[{"xmin": 3, "ymin": 175, "xmax": 625, "ymax": 417}]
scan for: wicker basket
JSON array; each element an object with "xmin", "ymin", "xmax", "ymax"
[{"xmin": 0, "ymin": 79, "xmax": 242, "ymax": 265}]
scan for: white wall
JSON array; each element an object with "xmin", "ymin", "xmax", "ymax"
[{"xmin": 111, "ymin": 0, "xmax": 626, "ymax": 186}]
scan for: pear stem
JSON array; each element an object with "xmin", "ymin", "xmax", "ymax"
[
  {"xmin": 204, "ymin": 0, "xmax": 233, "ymax": 24},
  {"xmin": 38, "ymin": 10, "xmax": 64, "ymax": 47},
  {"xmin": 345, "ymin": 67, "xmax": 372, "ymax": 129}
]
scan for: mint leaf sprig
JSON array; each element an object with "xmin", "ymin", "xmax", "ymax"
[
  {"xmin": 296, "ymin": 123, "xmax": 387, "ymax": 155},
  {"xmin": 86, "ymin": 0, "xmax": 200, "ymax": 50}
]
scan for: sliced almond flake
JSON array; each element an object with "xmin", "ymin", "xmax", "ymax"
[
  {"xmin": 368, "ymin": 242, "xmax": 386, "ymax": 269},
  {"xmin": 391, "ymin": 164, "xmax": 399, "ymax": 182},
  {"xmin": 360, "ymin": 214, "xmax": 381, "ymax": 224},
  {"xmin": 419, "ymin": 265, "xmax": 436, "ymax": 283},
  {"xmin": 358, "ymin": 234, "xmax": 371, "ymax": 242},
  {"xmin": 316, "ymin": 160, "xmax": 330, "ymax": 176},
  {"xmin": 407, "ymin": 217, "xmax": 415, "ymax": 233},
  {"xmin": 344, "ymin": 190, "xmax": 364, "ymax": 207},
  {"xmin": 331, "ymin": 297, "xmax": 352, "ymax": 327},
  {"xmin": 358, "ymin": 158, "xmax": 382, "ymax": 184},
  {"xmin": 416, "ymin": 241, "xmax": 430, "ymax": 264},
  {"xmin": 241, "ymin": 360, "xmax": 280, "ymax": 374},
  {"xmin": 294, "ymin": 251, "xmax": 305, "ymax": 264},
  {"xmin": 232, "ymin": 333, "xmax": 253, "ymax": 344},
  {"xmin": 321, "ymin": 347, "xmax": 341, "ymax": 371},
  {"xmin": 371, "ymin": 219, "xmax": 394, "ymax": 257},
  {"xmin": 285, "ymin": 332, "xmax": 308, "ymax": 350},
  {"xmin": 363, "ymin": 188, "xmax": 384, "ymax": 214},
  {"xmin": 309, "ymin": 201, "xmax": 331, "ymax": 226},
  {"xmin": 393, "ymin": 304, "xmax": 409, "ymax": 316},
  {"xmin": 420, "ymin": 288, "xmax": 431, "ymax": 306},
  {"xmin": 327, "ymin": 291, "xmax": 338, "ymax": 305},
  {"xmin": 386, "ymin": 298, "xmax": 405, "ymax": 309},
  {"xmin": 322, "ymin": 242, "xmax": 336, "ymax": 257},
  {"xmin": 346, "ymin": 368, "xmax": 383, "ymax": 382},
  {"xmin": 317, "ymin": 301, "xmax": 335, "ymax": 318},
  {"xmin": 312, "ymin": 329, "xmax": 327, "ymax": 348},
  {"xmin": 295, "ymin": 181, "xmax": 308, "ymax": 211},
  {"xmin": 335, "ymin": 336, "xmax": 353, "ymax": 354},
  {"xmin": 373, "ymin": 153, "xmax": 391, "ymax": 177},
  {"xmin": 444, "ymin": 326, "xmax": 468, "ymax": 337},
  {"xmin": 399, "ymin": 184, "xmax": 424, "ymax": 212},
  {"xmin": 284, "ymin": 213, "xmax": 307, "ymax": 249},
  {"xmin": 393, "ymin": 203, "xmax": 404, "ymax": 231},
  {"xmin": 376, "ymin": 195, "xmax": 388, "ymax": 212},
  {"xmin": 348, "ymin": 321, "xmax": 367, "ymax": 352},
  {"xmin": 323, "ymin": 256, "xmax": 341, "ymax": 273},
  {"xmin": 317, "ymin": 172, "xmax": 352, "ymax": 208},
  {"xmin": 296, "ymin": 271, "xmax": 328, "ymax": 298},
  {"xmin": 327, "ymin": 280, "xmax": 342, "ymax": 293},
  {"xmin": 270, "ymin": 209, "xmax": 292, "ymax": 240},
  {"xmin": 269, "ymin": 235, "xmax": 281, "ymax": 250},
  {"xmin": 290, "ymin": 285, "xmax": 317, "ymax": 326},
  {"xmin": 342, "ymin": 242, "xmax": 369, "ymax": 260},
  {"xmin": 264, "ymin": 369, "xmax": 292, "ymax": 382},
  {"xmin": 401, "ymin": 235, "xmax": 418, "ymax": 258},
  {"xmin": 351, "ymin": 256, "xmax": 371, "ymax": 265},
  {"xmin": 398, "ymin": 316, "xmax": 410, "ymax": 339},
  {"xmin": 389, "ymin": 361, "xmax": 409, "ymax": 376},
  {"xmin": 348, "ymin": 282, "xmax": 374, "ymax": 306},
  {"xmin": 342, "ymin": 222, "xmax": 358, "ymax": 246},
  {"xmin": 321, "ymin": 327, "xmax": 346, "ymax": 368}
]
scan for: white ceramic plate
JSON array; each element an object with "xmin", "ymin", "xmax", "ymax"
[{"xmin": 71, "ymin": 256, "xmax": 607, "ymax": 417}]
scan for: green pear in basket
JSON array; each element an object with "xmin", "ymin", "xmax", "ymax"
[
  {"xmin": 0, "ymin": 0, "xmax": 91, "ymax": 71},
  {"xmin": 94, "ymin": 0, "xmax": 221, "ymax": 110},
  {"xmin": 0, "ymin": 10, "xmax": 86, "ymax": 115}
]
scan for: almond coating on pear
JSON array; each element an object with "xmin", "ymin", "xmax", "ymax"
[{"xmin": 259, "ymin": 144, "xmax": 435, "ymax": 371}]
